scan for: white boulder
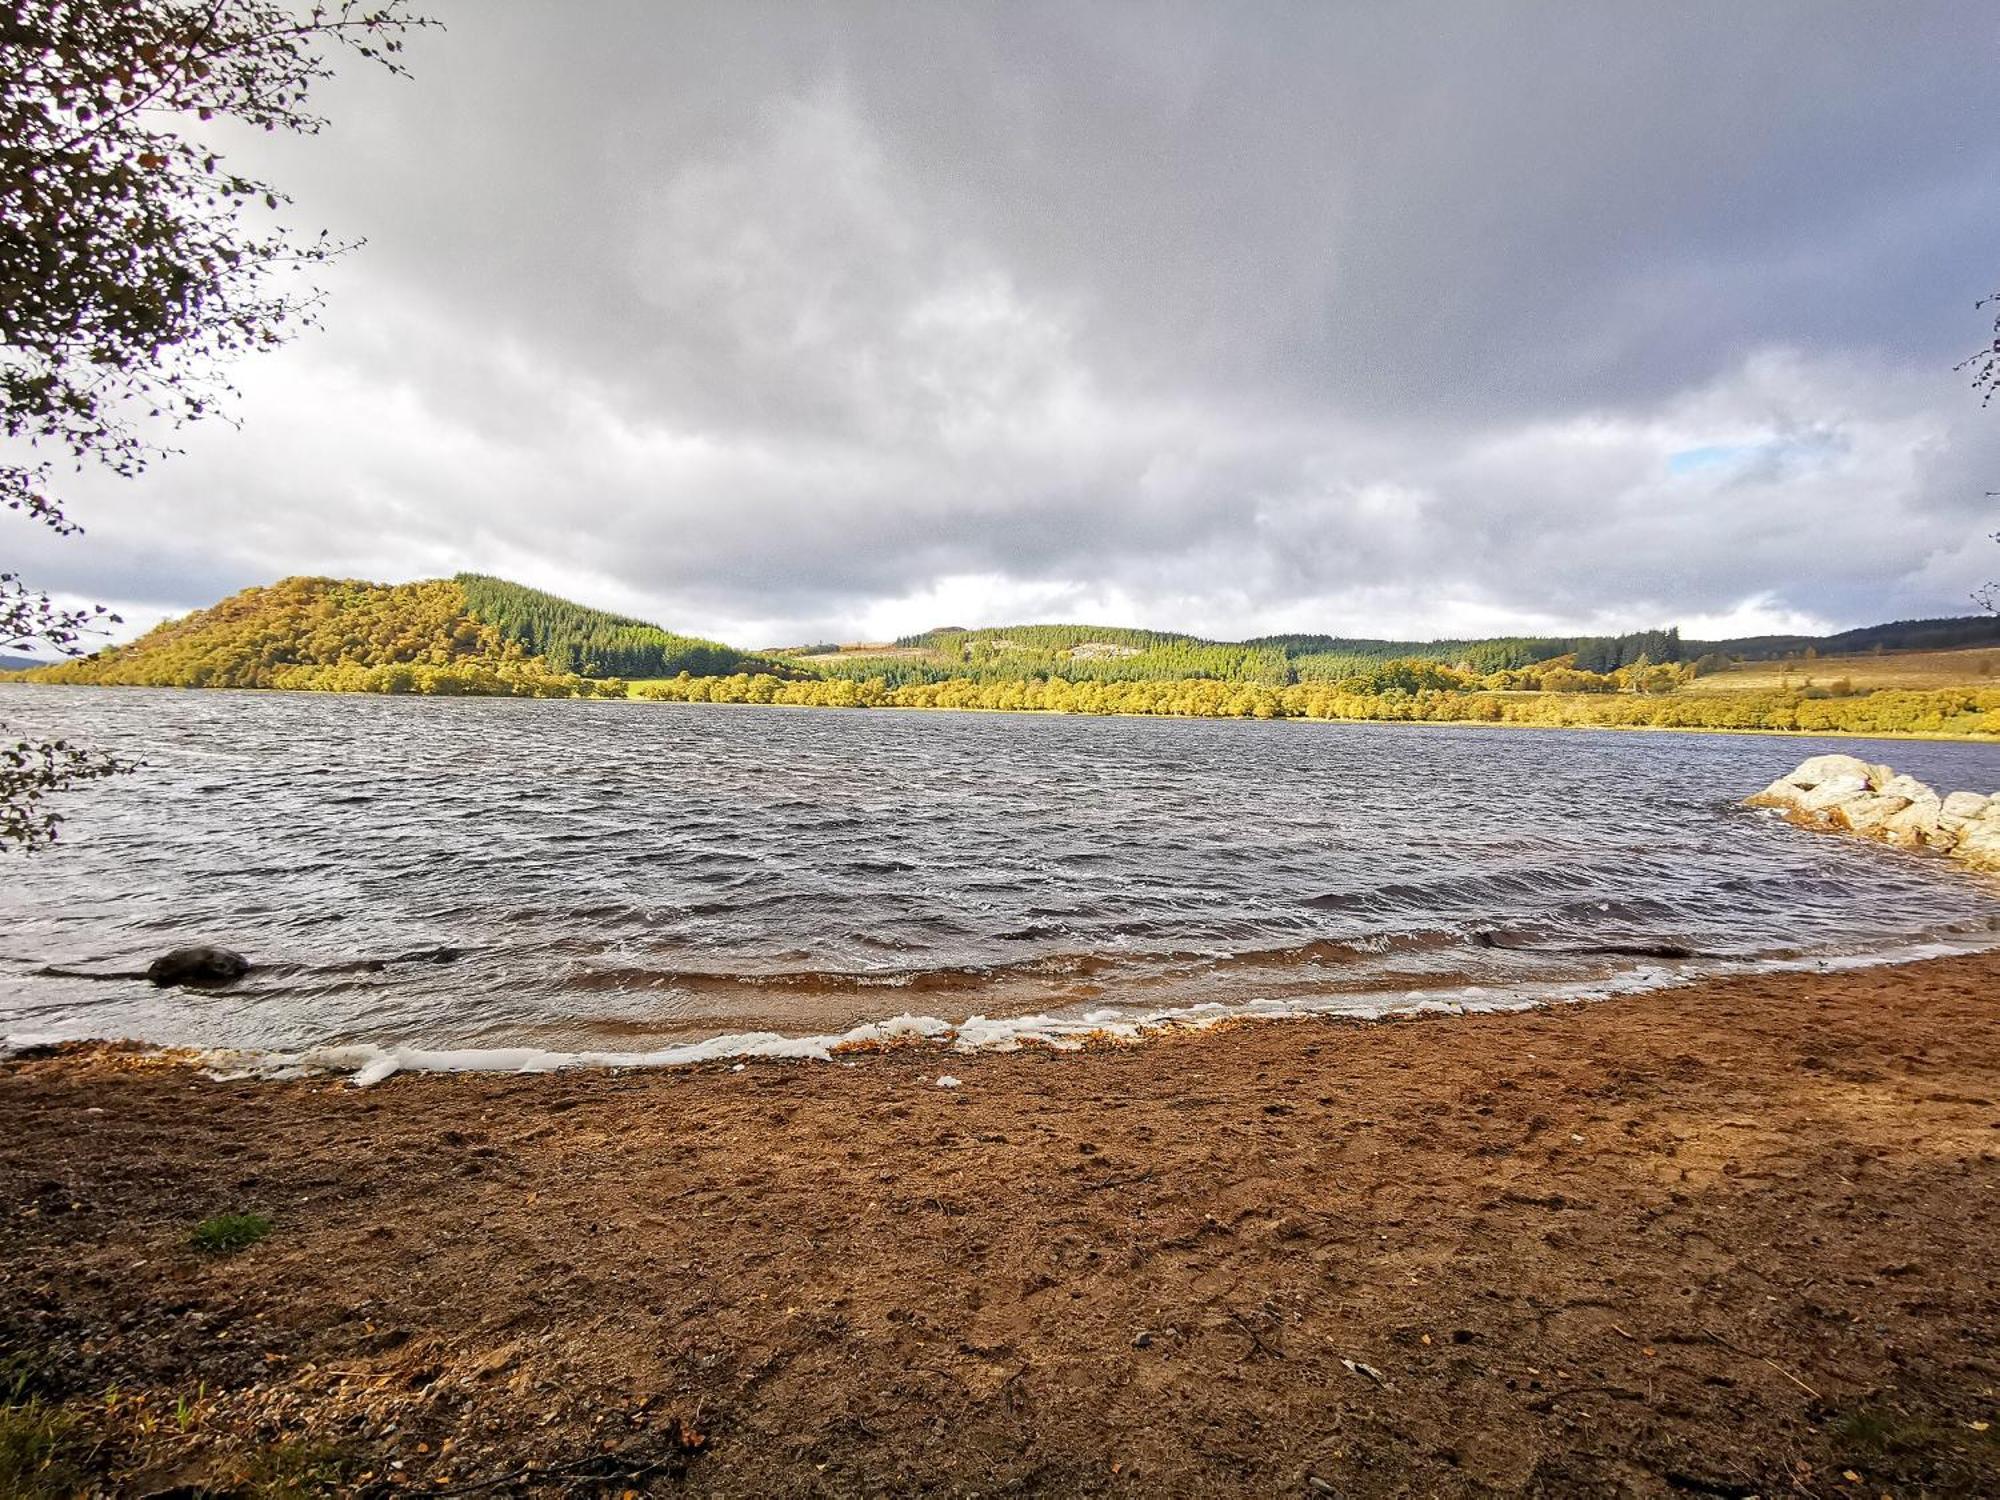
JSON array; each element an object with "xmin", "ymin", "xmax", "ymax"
[
  {"xmin": 1780, "ymin": 754, "xmax": 1876, "ymax": 789},
  {"xmin": 1875, "ymin": 773, "xmax": 1936, "ymax": 803},
  {"xmin": 1939, "ymin": 790, "xmax": 1992, "ymax": 829},
  {"xmin": 1745, "ymin": 777, "xmax": 1809, "ymax": 811},
  {"xmin": 1796, "ymin": 774, "xmax": 1872, "ymax": 816},
  {"xmin": 1832, "ymin": 793, "xmax": 1912, "ymax": 836},
  {"xmin": 1955, "ymin": 819, "xmax": 2000, "ymax": 873},
  {"xmin": 1747, "ymin": 756, "xmax": 2000, "ymax": 875},
  {"xmin": 1881, "ymin": 796, "xmax": 1946, "ymax": 848}
]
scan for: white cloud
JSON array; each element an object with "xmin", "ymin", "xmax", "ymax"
[{"xmin": 12, "ymin": 3, "xmax": 2000, "ymax": 651}]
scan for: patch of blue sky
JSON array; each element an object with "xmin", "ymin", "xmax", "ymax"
[
  {"xmin": 1666, "ymin": 432, "xmax": 1842, "ymax": 478},
  {"xmin": 1665, "ymin": 444, "xmax": 1751, "ymax": 475}
]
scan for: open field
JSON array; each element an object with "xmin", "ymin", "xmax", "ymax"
[
  {"xmin": 1686, "ymin": 646, "xmax": 2000, "ymax": 696},
  {"xmin": 4, "ymin": 952, "xmax": 1999, "ymax": 1496}
]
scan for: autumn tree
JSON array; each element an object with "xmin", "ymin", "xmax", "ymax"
[{"xmin": 1, "ymin": 0, "xmax": 432, "ymax": 847}]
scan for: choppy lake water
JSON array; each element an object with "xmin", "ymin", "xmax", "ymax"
[{"xmin": 2, "ymin": 684, "xmax": 1996, "ymax": 1066}]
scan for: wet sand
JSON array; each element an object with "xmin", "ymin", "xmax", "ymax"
[{"xmin": 3, "ymin": 951, "xmax": 1998, "ymax": 1496}]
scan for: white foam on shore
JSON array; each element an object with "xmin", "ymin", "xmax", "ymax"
[
  {"xmin": 157, "ymin": 933, "xmax": 1990, "ymax": 1086},
  {"xmin": 10, "ymin": 935, "xmax": 1992, "ymax": 1088}
]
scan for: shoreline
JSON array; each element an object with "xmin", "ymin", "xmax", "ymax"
[
  {"xmin": 8, "ymin": 678, "xmax": 2000, "ymax": 743},
  {"xmin": 12, "ymin": 931, "xmax": 2000, "ymax": 1087},
  {"xmin": 6, "ymin": 950, "xmax": 1999, "ymax": 1494}
]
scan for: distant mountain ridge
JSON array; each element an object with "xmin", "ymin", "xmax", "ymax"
[
  {"xmin": 24, "ymin": 570, "xmax": 2000, "ymax": 696},
  {"xmin": 835, "ymin": 616, "xmax": 2000, "ymax": 689}
]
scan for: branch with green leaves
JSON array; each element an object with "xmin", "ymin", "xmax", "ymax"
[{"xmin": 2, "ymin": 0, "xmax": 435, "ymax": 849}]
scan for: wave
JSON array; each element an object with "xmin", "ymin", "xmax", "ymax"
[
  {"xmin": 33, "ymin": 908, "xmax": 1975, "ymax": 1003},
  {"xmin": 560, "ymin": 949, "xmax": 1126, "ymax": 995},
  {"xmin": 549, "ymin": 925, "xmax": 1570, "ymax": 999},
  {"xmin": 168, "ymin": 932, "xmax": 2000, "ymax": 1087},
  {"xmin": 1301, "ymin": 863, "xmax": 1621, "ymax": 913}
]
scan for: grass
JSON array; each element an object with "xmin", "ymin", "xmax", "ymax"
[
  {"xmin": 1834, "ymin": 1407, "xmax": 1955, "ymax": 1455},
  {"xmin": 231, "ymin": 1438, "xmax": 362, "ymax": 1497},
  {"xmin": 0, "ymin": 1401, "xmax": 84, "ymax": 1498},
  {"xmin": 0, "ymin": 1359, "xmax": 354, "ymax": 1497},
  {"xmin": 1829, "ymin": 1404, "xmax": 2000, "ymax": 1491},
  {"xmin": 0, "ymin": 1358, "xmax": 87, "ymax": 1498},
  {"xmin": 190, "ymin": 1211, "xmax": 273, "ymax": 1254},
  {"xmin": 1684, "ymin": 645, "xmax": 2000, "ymax": 696}
]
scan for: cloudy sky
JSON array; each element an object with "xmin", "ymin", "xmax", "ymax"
[{"xmin": 18, "ymin": 0, "xmax": 2000, "ymax": 647}]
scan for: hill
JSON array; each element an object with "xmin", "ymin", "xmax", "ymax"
[
  {"xmin": 795, "ymin": 617, "xmax": 2000, "ymax": 688},
  {"xmin": 29, "ymin": 575, "xmax": 774, "ymax": 695},
  {"xmin": 22, "ymin": 577, "xmax": 2000, "ymax": 735},
  {"xmin": 1689, "ymin": 615, "xmax": 2000, "ymax": 661}
]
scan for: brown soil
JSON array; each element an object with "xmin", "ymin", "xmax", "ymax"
[{"xmin": 4, "ymin": 953, "xmax": 1999, "ymax": 1498}]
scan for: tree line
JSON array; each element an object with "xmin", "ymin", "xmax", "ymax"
[{"xmin": 627, "ymin": 672, "xmax": 2000, "ymax": 737}]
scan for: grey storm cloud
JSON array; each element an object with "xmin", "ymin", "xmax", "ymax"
[{"xmin": 16, "ymin": 0, "xmax": 2000, "ymax": 646}]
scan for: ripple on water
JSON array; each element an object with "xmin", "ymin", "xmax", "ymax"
[{"xmin": 0, "ymin": 683, "xmax": 1996, "ymax": 1056}]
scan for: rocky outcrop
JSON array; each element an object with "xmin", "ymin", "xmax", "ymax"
[{"xmin": 1747, "ymin": 756, "xmax": 2000, "ymax": 873}]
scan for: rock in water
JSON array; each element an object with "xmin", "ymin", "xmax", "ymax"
[
  {"xmin": 1796, "ymin": 773, "xmax": 1872, "ymax": 814},
  {"xmin": 1832, "ymin": 791, "xmax": 1912, "ymax": 835},
  {"xmin": 1745, "ymin": 753, "xmax": 1876, "ymax": 811},
  {"xmin": 1787, "ymin": 753, "xmax": 1876, "ymax": 788},
  {"xmin": 146, "ymin": 945, "xmax": 251, "ymax": 988},
  {"xmin": 1746, "ymin": 760, "xmax": 2000, "ymax": 874},
  {"xmin": 1940, "ymin": 790, "xmax": 1992, "ymax": 830},
  {"xmin": 1882, "ymin": 795, "xmax": 1945, "ymax": 847},
  {"xmin": 1958, "ymin": 817, "xmax": 2000, "ymax": 874}
]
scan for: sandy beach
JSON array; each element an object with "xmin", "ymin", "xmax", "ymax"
[{"xmin": 4, "ymin": 951, "xmax": 1998, "ymax": 1497}]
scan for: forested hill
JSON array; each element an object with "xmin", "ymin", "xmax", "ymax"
[
  {"xmin": 835, "ymin": 624, "xmax": 1671, "ymax": 688},
  {"xmin": 1687, "ymin": 615, "xmax": 2000, "ymax": 660},
  {"xmin": 840, "ymin": 616, "xmax": 2000, "ymax": 688},
  {"xmin": 454, "ymin": 575, "xmax": 764, "ymax": 678},
  {"xmin": 24, "ymin": 572, "xmax": 2000, "ymax": 699},
  {"xmin": 29, "ymin": 576, "xmax": 775, "ymax": 691}
]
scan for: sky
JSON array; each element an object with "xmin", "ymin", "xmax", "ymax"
[{"xmin": 15, "ymin": 0, "xmax": 2000, "ymax": 649}]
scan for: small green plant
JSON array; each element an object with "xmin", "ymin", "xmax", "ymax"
[
  {"xmin": 176, "ymin": 1383, "xmax": 205, "ymax": 1433},
  {"xmin": 190, "ymin": 1212, "xmax": 273, "ymax": 1253}
]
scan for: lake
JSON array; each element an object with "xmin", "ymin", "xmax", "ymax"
[{"xmin": 2, "ymin": 684, "xmax": 1996, "ymax": 1066}]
